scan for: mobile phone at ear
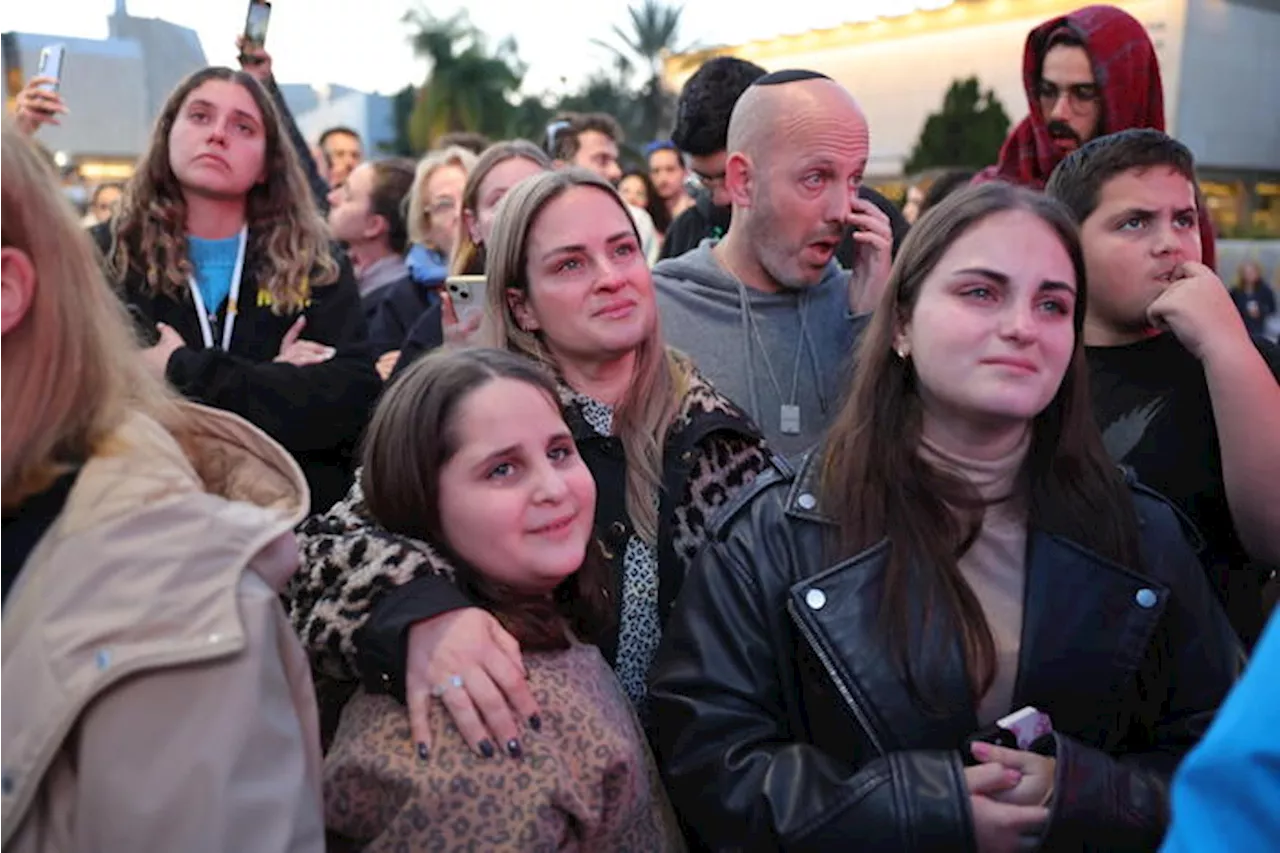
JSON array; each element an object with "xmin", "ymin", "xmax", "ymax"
[
  {"xmin": 445, "ymin": 275, "xmax": 487, "ymax": 327},
  {"xmin": 243, "ymin": 1, "xmax": 271, "ymax": 51},
  {"xmin": 37, "ymin": 44, "xmax": 66, "ymax": 92}
]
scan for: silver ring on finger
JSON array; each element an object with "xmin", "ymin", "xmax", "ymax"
[{"xmin": 430, "ymin": 673, "xmax": 464, "ymax": 698}]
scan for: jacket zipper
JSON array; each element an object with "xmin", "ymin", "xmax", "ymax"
[{"xmin": 788, "ymin": 599, "xmax": 887, "ymax": 757}]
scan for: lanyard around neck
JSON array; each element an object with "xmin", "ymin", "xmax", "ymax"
[{"xmin": 186, "ymin": 226, "xmax": 248, "ymax": 351}]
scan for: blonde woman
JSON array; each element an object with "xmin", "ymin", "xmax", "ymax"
[
  {"xmin": 405, "ymin": 144, "xmax": 479, "ymax": 281},
  {"xmin": 291, "ymin": 169, "xmax": 775, "ymax": 763},
  {"xmin": 369, "ymin": 145, "xmax": 479, "ymax": 374},
  {"xmin": 379, "ymin": 140, "xmax": 552, "ymax": 373},
  {"xmin": 94, "ymin": 66, "xmax": 380, "ymax": 512},
  {"xmin": 1, "ymin": 118, "xmax": 324, "ymax": 852}
]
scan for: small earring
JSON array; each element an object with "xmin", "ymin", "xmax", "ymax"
[{"xmin": 895, "ymin": 345, "xmax": 909, "ymax": 359}]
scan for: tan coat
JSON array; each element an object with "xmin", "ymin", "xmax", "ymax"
[{"xmin": 2, "ymin": 405, "xmax": 324, "ymax": 853}]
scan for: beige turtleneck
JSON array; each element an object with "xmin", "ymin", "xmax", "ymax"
[{"xmin": 920, "ymin": 430, "xmax": 1031, "ymax": 726}]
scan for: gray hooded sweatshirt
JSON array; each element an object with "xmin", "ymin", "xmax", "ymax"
[{"xmin": 653, "ymin": 240, "xmax": 868, "ymax": 459}]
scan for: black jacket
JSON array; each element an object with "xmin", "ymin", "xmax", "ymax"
[
  {"xmin": 659, "ymin": 185, "xmax": 911, "ymax": 264},
  {"xmin": 92, "ymin": 225, "xmax": 381, "ymax": 512},
  {"xmin": 367, "ymin": 274, "xmax": 443, "ymax": 357},
  {"xmin": 649, "ymin": 453, "xmax": 1241, "ymax": 852}
]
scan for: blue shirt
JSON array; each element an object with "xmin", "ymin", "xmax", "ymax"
[
  {"xmin": 1161, "ymin": 610, "xmax": 1280, "ymax": 851},
  {"xmin": 187, "ymin": 233, "xmax": 240, "ymax": 314}
]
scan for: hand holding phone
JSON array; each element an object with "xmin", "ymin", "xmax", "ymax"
[
  {"xmin": 965, "ymin": 705, "xmax": 1054, "ymax": 763},
  {"xmin": 36, "ymin": 45, "xmax": 65, "ymax": 92},
  {"xmin": 445, "ymin": 275, "xmax": 487, "ymax": 328},
  {"xmin": 242, "ymin": 1, "xmax": 271, "ymax": 51}
]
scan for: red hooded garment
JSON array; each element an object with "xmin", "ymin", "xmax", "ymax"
[{"xmin": 978, "ymin": 4, "xmax": 1216, "ymax": 267}]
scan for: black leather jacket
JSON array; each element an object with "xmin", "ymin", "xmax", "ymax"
[{"xmin": 649, "ymin": 453, "xmax": 1242, "ymax": 852}]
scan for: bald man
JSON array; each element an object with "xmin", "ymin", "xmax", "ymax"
[{"xmin": 652, "ymin": 70, "xmax": 893, "ymax": 457}]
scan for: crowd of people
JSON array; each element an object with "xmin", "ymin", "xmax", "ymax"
[{"xmin": 3, "ymin": 4, "xmax": 1278, "ymax": 851}]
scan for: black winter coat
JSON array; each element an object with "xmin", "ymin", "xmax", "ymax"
[
  {"xmin": 649, "ymin": 453, "xmax": 1241, "ymax": 852},
  {"xmin": 92, "ymin": 225, "xmax": 381, "ymax": 512}
]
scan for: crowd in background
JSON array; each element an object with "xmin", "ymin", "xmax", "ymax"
[{"xmin": 3, "ymin": 4, "xmax": 1279, "ymax": 852}]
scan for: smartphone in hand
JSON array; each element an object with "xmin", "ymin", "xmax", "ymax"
[
  {"xmin": 37, "ymin": 44, "xmax": 66, "ymax": 92},
  {"xmin": 243, "ymin": 1, "xmax": 272, "ymax": 52},
  {"xmin": 445, "ymin": 275, "xmax": 487, "ymax": 327}
]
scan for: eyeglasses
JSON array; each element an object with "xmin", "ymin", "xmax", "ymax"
[
  {"xmin": 1036, "ymin": 81, "xmax": 1100, "ymax": 115},
  {"xmin": 426, "ymin": 197, "xmax": 457, "ymax": 216},
  {"xmin": 689, "ymin": 170, "xmax": 727, "ymax": 193}
]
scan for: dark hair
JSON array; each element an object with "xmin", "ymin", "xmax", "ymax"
[
  {"xmin": 90, "ymin": 182, "xmax": 124, "ymax": 205},
  {"xmin": 820, "ymin": 182, "xmax": 1141, "ymax": 709},
  {"xmin": 436, "ymin": 130, "xmax": 490, "ymax": 156},
  {"xmin": 361, "ymin": 347, "xmax": 613, "ymax": 650},
  {"xmin": 1045, "ymin": 129, "xmax": 1197, "ymax": 225},
  {"xmin": 1042, "ymin": 25, "xmax": 1085, "ymax": 62},
  {"xmin": 366, "ymin": 158, "xmax": 417, "ymax": 255},
  {"xmin": 548, "ymin": 112, "xmax": 624, "ymax": 162},
  {"xmin": 620, "ymin": 170, "xmax": 672, "ymax": 234},
  {"xmin": 318, "ymin": 125, "xmax": 361, "ymax": 148},
  {"xmin": 917, "ymin": 169, "xmax": 977, "ymax": 219},
  {"xmin": 671, "ymin": 57, "xmax": 767, "ymax": 156}
]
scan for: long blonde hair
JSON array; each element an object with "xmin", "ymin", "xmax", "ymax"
[
  {"xmin": 482, "ymin": 168, "xmax": 685, "ymax": 544},
  {"xmin": 407, "ymin": 145, "xmax": 479, "ymax": 250},
  {"xmin": 107, "ymin": 67, "xmax": 336, "ymax": 314},
  {"xmin": 450, "ymin": 140, "xmax": 552, "ymax": 277},
  {"xmin": 1, "ymin": 118, "xmax": 182, "ymax": 508}
]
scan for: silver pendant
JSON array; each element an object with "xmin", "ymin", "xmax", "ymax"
[{"xmin": 780, "ymin": 404, "xmax": 801, "ymax": 435}]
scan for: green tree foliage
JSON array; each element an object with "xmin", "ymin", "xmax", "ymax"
[
  {"xmin": 905, "ymin": 77, "xmax": 1011, "ymax": 174},
  {"xmin": 592, "ymin": 0, "xmax": 685, "ymax": 144},
  {"xmin": 403, "ymin": 8, "xmax": 525, "ymax": 152}
]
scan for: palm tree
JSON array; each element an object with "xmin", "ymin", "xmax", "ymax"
[
  {"xmin": 593, "ymin": 0, "xmax": 685, "ymax": 142},
  {"xmin": 403, "ymin": 8, "xmax": 524, "ymax": 151}
]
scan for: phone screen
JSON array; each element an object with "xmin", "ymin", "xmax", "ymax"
[{"xmin": 244, "ymin": 1, "xmax": 271, "ymax": 49}]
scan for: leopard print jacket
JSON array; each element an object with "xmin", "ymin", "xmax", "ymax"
[
  {"xmin": 288, "ymin": 355, "xmax": 774, "ymax": 684},
  {"xmin": 323, "ymin": 641, "xmax": 686, "ymax": 852}
]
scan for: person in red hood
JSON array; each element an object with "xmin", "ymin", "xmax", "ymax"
[{"xmin": 979, "ymin": 4, "xmax": 1216, "ymax": 267}]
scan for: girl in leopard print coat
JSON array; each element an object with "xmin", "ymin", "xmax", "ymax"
[{"xmin": 317, "ymin": 347, "xmax": 687, "ymax": 851}]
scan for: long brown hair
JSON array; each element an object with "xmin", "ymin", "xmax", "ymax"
[
  {"xmin": 360, "ymin": 347, "xmax": 612, "ymax": 649},
  {"xmin": 449, "ymin": 140, "xmax": 552, "ymax": 276},
  {"xmin": 483, "ymin": 168, "xmax": 687, "ymax": 545},
  {"xmin": 107, "ymin": 67, "xmax": 336, "ymax": 313},
  {"xmin": 1, "ymin": 118, "xmax": 183, "ymax": 508},
  {"xmin": 820, "ymin": 182, "xmax": 1141, "ymax": 707}
]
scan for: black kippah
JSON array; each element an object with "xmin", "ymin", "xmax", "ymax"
[{"xmin": 751, "ymin": 69, "xmax": 831, "ymax": 86}]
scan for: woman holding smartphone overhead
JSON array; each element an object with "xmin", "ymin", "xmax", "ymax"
[
  {"xmin": 93, "ymin": 66, "xmax": 380, "ymax": 512},
  {"xmin": 291, "ymin": 168, "xmax": 775, "ymax": 759},
  {"xmin": 648, "ymin": 183, "xmax": 1241, "ymax": 852}
]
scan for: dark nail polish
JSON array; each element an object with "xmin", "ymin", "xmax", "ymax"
[
  {"xmin": 478, "ymin": 739, "xmax": 495, "ymax": 759},
  {"xmin": 528, "ymin": 714, "xmax": 542, "ymax": 732},
  {"xmin": 417, "ymin": 742, "xmax": 429, "ymax": 762},
  {"xmin": 506, "ymin": 738, "xmax": 522, "ymax": 759}
]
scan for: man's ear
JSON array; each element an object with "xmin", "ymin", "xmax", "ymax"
[
  {"xmin": 724, "ymin": 151, "xmax": 754, "ymax": 208},
  {"xmin": 507, "ymin": 288, "xmax": 539, "ymax": 332},
  {"xmin": 366, "ymin": 213, "xmax": 390, "ymax": 244},
  {"xmin": 1, "ymin": 247, "xmax": 37, "ymax": 336}
]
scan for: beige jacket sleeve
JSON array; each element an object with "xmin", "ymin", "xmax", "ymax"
[{"xmin": 70, "ymin": 571, "xmax": 324, "ymax": 853}]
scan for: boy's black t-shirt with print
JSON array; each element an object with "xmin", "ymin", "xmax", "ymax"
[{"xmin": 1086, "ymin": 331, "xmax": 1280, "ymax": 643}]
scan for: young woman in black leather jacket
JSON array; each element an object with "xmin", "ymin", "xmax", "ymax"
[{"xmin": 649, "ymin": 183, "xmax": 1241, "ymax": 853}]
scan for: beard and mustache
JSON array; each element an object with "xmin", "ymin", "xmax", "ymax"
[{"xmin": 1047, "ymin": 119, "xmax": 1085, "ymax": 149}]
